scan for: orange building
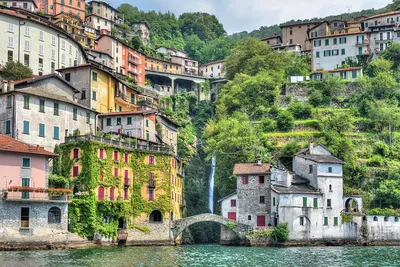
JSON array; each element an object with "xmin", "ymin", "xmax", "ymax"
[
  {"xmin": 35, "ymin": 0, "xmax": 86, "ymax": 19},
  {"xmin": 96, "ymin": 34, "xmax": 146, "ymax": 87}
]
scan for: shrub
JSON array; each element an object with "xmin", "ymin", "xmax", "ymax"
[
  {"xmin": 288, "ymin": 101, "xmax": 313, "ymax": 119},
  {"xmin": 308, "ymin": 90, "xmax": 324, "ymax": 107},
  {"xmin": 260, "ymin": 117, "xmax": 277, "ymax": 132},
  {"xmin": 374, "ymin": 142, "xmax": 390, "ymax": 158},
  {"xmin": 271, "ymin": 222, "xmax": 289, "ymax": 242},
  {"xmin": 225, "ymin": 221, "xmax": 237, "ymax": 230},
  {"xmin": 247, "ymin": 229, "xmax": 272, "ymax": 239},
  {"xmin": 367, "ymin": 155, "xmax": 384, "ymax": 167},
  {"xmin": 276, "ymin": 110, "xmax": 294, "ymax": 132}
]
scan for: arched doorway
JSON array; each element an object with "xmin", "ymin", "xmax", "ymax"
[
  {"xmin": 48, "ymin": 207, "xmax": 61, "ymax": 224},
  {"xmin": 149, "ymin": 210, "xmax": 163, "ymax": 222},
  {"xmin": 345, "ymin": 198, "xmax": 359, "ymax": 212}
]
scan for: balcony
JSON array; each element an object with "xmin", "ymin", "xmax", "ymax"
[
  {"xmin": 355, "ymin": 39, "xmax": 369, "ymax": 46},
  {"xmin": 4, "ymin": 192, "xmax": 71, "ymax": 203},
  {"xmin": 128, "ymin": 69, "xmax": 138, "ymax": 75},
  {"xmin": 375, "ymin": 37, "xmax": 393, "ymax": 43},
  {"xmin": 129, "ymin": 58, "xmax": 139, "ymax": 65},
  {"xmin": 124, "ymin": 178, "xmax": 131, "ymax": 187},
  {"xmin": 148, "ymin": 179, "xmax": 156, "ymax": 188}
]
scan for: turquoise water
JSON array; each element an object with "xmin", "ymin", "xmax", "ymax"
[{"xmin": 1, "ymin": 245, "xmax": 400, "ymax": 267}]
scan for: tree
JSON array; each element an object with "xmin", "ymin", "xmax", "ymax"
[
  {"xmin": 276, "ymin": 110, "xmax": 294, "ymax": 132},
  {"xmin": 179, "ymin": 12, "xmax": 226, "ymax": 42},
  {"xmin": 288, "ymin": 101, "xmax": 312, "ymax": 119},
  {"xmin": 381, "ymin": 43, "xmax": 400, "ymax": 69},
  {"xmin": 184, "ymin": 35, "xmax": 205, "ymax": 61},
  {"xmin": 200, "ymin": 37, "xmax": 237, "ymax": 64},
  {"xmin": 224, "ymin": 38, "xmax": 289, "ymax": 80},
  {"xmin": 131, "ymin": 36, "xmax": 145, "ymax": 52},
  {"xmin": 285, "ymin": 53, "xmax": 311, "ymax": 77},
  {"xmin": 321, "ymin": 112, "xmax": 354, "ymax": 135},
  {"xmin": 2, "ymin": 61, "xmax": 33, "ymax": 80},
  {"xmin": 365, "ymin": 58, "xmax": 393, "ymax": 78}
]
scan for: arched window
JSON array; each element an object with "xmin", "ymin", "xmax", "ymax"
[
  {"xmin": 362, "ymin": 216, "xmax": 367, "ymax": 221},
  {"xmin": 384, "ymin": 216, "xmax": 389, "ymax": 222},
  {"xmin": 373, "ymin": 216, "xmax": 378, "ymax": 221},
  {"xmin": 98, "ymin": 186, "xmax": 104, "ymax": 200},
  {"xmin": 395, "ymin": 217, "xmax": 399, "ymax": 222},
  {"xmin": 48, "ymin": 207, "xmax": 61, "ymax": 224},
  {"xmin": 149, "ymin": 210, "xmax": 162, "ymax": 222}
]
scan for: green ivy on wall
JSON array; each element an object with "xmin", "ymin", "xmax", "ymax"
[{"xmin": 58, "ymin": 141, "xmax": 176, "ymax": 240}]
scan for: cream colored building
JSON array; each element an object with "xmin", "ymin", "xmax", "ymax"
[
  {"xmin": 199, "ymin": 60, "xmax": 224, "ymax": 78},
  {"xmin": 85, "ymin": 0, "xmax": 123, "ymax": 31},
  {"xmin": 3, "ymin": 0, "xmax": 37, "ymax": 11},
  {"xmin": 0, "ymin": 8, "xmax": 87, "ymax": 76}
]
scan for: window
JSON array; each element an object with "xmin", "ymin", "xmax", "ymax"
[
  {"xmin": 5, "ymin": 120, "xmax": 11, "ymax": 134},
  {"xmin": 98, "ymin": 186, "xmax": 104, "ymax": 200},
  {"xmin": 39, "ymin": 99, "xmax": 45, "ymax": 113},
  {"xmin": 114, "ymin": 167, "xmax": 118, "ymax": 177},
  {"xmin": 341, "ymin": 49, "xmax": 346, "ymax": 55},
  {"xmin": 146, "ymin": 119, "xmax": 149, "ymax": 127},
  {"xmin": 22, "ymin": 158, "xmax": 31, "ymax": 168},
  {"xmin": 323, "ymin": 50, "xmax": 331, "ymax": 57},
  {"xmin": 309, "ymin": 165, "xmax": 313, "ymax": 173},
  {"xmin": 324, "ymin": 216, "xmax": 328, "ymax": 225},
  {"xmin": 61, "ymin": 54, "xmax": 65, "ymax": 64},
  {"xmin": 259, "ymin": 176, "xmax": 265, "ymax": 184},
  {"xmin": 314, "ymin": 40, "xmax": 321, "ymax": 47},
  {"xmin": 52, "ymin": 49, "xmax": 55, "ymax": 60},
  {"xmin": 230, "ymin": 199, "xmax": 236, "ymax": 207},
  {"xmin": 78, "ymin": 1, "xmax": 80, "ymax": 7},
  {"xmin": 328, "ymin": 167, "xmax": 332, "ymax": 173},
  {"xmin": 352, "ymin": 70, "xmax": 357, "ymax": 79},
  {"xmin": 24, "ymin": 40, "xmax": 30, "ymax": 51},
  {"xmin": 23, "ymin": 120, "xmax": 30, "ymax": 134},
  {"xmin": 86, "ymin": 112, "xmax": 90, "ymax": 124},
  {"xmin": 332, "ymin": 49, "xmax": 339, "ymax": 56},
  {"xmin": 313, "ymin": 198, "xmax": 318, "ymax": 208},
  {"xmin": 73, "ymin": 166, "xmax": 79, "ymax": 177},
  {"xmin": 6, "ymin": 95, "xmax": 12, "ymax": 108},
  {"xmin": 39, "ymin": 45, "xmax": 44, "ymax": 56},
  {"xmin": 116, "ymin": 118, "xmax": 121, "ymax": 125},
  {"xmin": 124, "ymin": 153, "xmax": 128, "ymax": 163},
  {"xmin": 148, "ymin": 155, "xmax": 155, "ymax": 164},
  {"xmin": 228, "ymin": 212, "xmax": 236, "ymax": 221},
  {"xmin": 148, "ymin": 188, "xmax": 154, "ymax": 201},
  {"xmin": 327, "ymin": 199, "xmax": 332, "ymax": 208},
  {"xmin": 73, "ymin": 108, "xmax": 77, "ymax": 120},
  {"xmin": 8, "ymin": 37, "xmax": 13, "ymax": 48},
  {"xmin": 53, "ymin": 126, "xmax": 60, "ymax": 140},
  {"xmin": 333, "ymin": 38, "xmax": 337, "ymax": 45},
  {"xmin": 241, "ymin": 176, "xmax": 248, "ymax": 184},
  {"xmin": 124, "ymin": 187, "xmax": 128, "ymax": 200},
  {"xmin": 54, "ymin": 102, "xmax": 59, "ymax": 115},
  {"xmin": 113, "ymin": 150, "xmax": 118, "ymax": 161},
  {"xmin": 99, "ymin": 148, "xmax": 104, "ymax": 159},
  {"xmin": 39, "ymin": 31, "xmax": 44, "ymax": 41},
  {"xmin": 92, "ymin": 91, "xmax": 97, "ymax": 100},
  {"xmin": 65, "ymin": 73, "xmax": 71, "ymax": 81},
  {"xmin": 127, "ymin": 117, "xmax": 132, "ymax": 125},
  {"xmin": 316, "ymin": 51, "xmax": 320, "ymax": 58},
  {"xmin": 339, "ymin": 37, "xmax": 347, "ymax": 44},
  {"xmin": 52, "ymin": 36, "xmax": 56, "ymax": 45},
  {"xmin": 25, "ymin": 26, "xmax": 30, "ymax": 36},
  {"xmin": 334, "ymin": 216, "xmax": 338, "ymax": 226},
  {"xmin": 289, "ymin": 30, "xmax": 292, "ymax": 35},
  {"xmin": 302, "ymin": 197, "xmax": 307, "ymax": 207},
  {"xmin": 106, "ymin": 118, "xmax": 111, "ymax": 126},
  {"xmin": 273, "ymin": 197, "xmax": 276, "ymax": 206},
  {"xmin": 21, "ymin": 207, "xmax": 29, "ymax": 228},
  {"xmin": 130, "ymin": 94, "xmax": 135, "ymax": 104},
  {"xmin": 259, "ymin": 196, "xmax": 265, "ymax": 204},
  {"xmin": 7, "ymin": 50, "xmax": 13, "ymax": 62},
  {"xmin": 325, "ymin": 39, "xmax": 329, "ymax": 46},
  {"xmin": 248, "ymin": 215, "xmax": 251, "ymax": 220},
  {"xmin": 8, "ymin": 22, "xmax": 14, "ymax": 32},
  {"xmin": 300, "ymin": 217, "xmax": 304, "ymax": 226},
  {"xmin": 39, "ymin": 123, "xmax": 45, "ymax": 137},
  {"xmin": 81, "ymin": 90, "xmax": 86, "ymax": 100}
]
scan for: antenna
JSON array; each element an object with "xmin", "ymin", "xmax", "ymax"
[{"xmin": 346, "ymin": 5, "xmax": 352, "ymax": 13}]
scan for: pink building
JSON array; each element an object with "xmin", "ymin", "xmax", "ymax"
[{"xmin": 0, "ymin": 134, "xmax": 68, "ymax": 232}]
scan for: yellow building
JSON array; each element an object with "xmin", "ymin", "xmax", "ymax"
[
  {"xmin": 51, "ymin": 12, "xmax": 95, "ymax": 49},
  {"xmin": 145, "ymin": 56, "xmax": 183, "ymax": 74},
  {"xmin": 61, "ymin": 136, "xmax": 183, "ymax": 242}
]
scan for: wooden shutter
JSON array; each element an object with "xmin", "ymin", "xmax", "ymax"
[
  {"xmin": 73, "ymin": 166, "xmax": 79, "ymax": 177},
  {"xmin": 228, "ymin": 212, "xmax": 236, "ymax": 221},
  {"xmin": 257, "ymin": 216, "xmax": 266, "ymax": 227},
  {"xmin": 98, "ymin": 186, "xmax": 104, "ymax": 200}
]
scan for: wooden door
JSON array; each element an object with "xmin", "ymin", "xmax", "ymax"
[
  {"xmin": 257, "ymin": 216, "xmax": 266, "ymax": 227},
  {"xmin": 228, "ymin": 212, "xmax": 236, "ymax": 221}
]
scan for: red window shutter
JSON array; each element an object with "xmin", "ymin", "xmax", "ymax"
[
  {"xmin": 149, "ymin": 189, "xmax": 154, "ymax": 200},
  {"xmin": 99, "ymin": 148, "xmax": 104, "ymax": 159},
  {"xmin": 114, "ymin": 151, "xmax": 118, "ymax": 161},
  {"xmin": 114, "ymin": 168, "xmax": 118, "ymax": 177},
  {"xmin": 124, "ymin": 153, "xmax": 128, "ymax": 163},
  {"xmin": 259, "ymin": 176, "xmax": 265, "ymax": 184},
  {"xmin": 228, "ymin": 212, "xmax": 237, "ymax": 221},
  {"xmin": 257, "ymin": 216, "xmax": 266, "ymax": 227},
  {"xmin": 150, "ymin": 172, "xmax": 154, "ymax": 181},
  {"xmin": 73, "ymin": 166, "xmax": 78, "ymax": 177},
  {"xmin": 242, "ymin": 176, "xmax": 248, "ymax": 184},
  {"xmin": 98, "ymin": 186, "xmax": 104, "ymax": 200},
  {"xmin": 73, "ymin": 148, "xmax": 79, "ymax": 159},
  {"xmin": 110, "ymin": 187, "xmax": 114, "ymax": 201},
  {"xmin": 124, "ymin": 169, "xmax": 128, "ymax": 179},
  {"xmin": 231, "ymin": 199, "xmax": 236, "ymax": 207},
  {"xmin": 99, "ymin": 168, "xmax": 103, "ymax": 181},
  {"xmin": 149, "ymin": 155, "xmax": 154, "ymax": 164}
]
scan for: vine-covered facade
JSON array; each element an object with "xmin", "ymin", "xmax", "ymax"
[{"xmin": 57, "ymin": 140, "xmax": 183, "ymax": 240}]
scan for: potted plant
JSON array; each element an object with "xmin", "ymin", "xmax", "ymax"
[{"xmin": 2, "ymin": 190, "xmax": 8, "ymax": 199}]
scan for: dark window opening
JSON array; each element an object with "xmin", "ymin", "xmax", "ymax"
[
  {"xmin": 149, "ymin": 210, "xmax": 162, "ymax": 222},
  {"xmin": 48, "ymin": 207, "xmax": 61, "ymax": 224}
]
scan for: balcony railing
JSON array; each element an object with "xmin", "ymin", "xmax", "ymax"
[
  {"xmin": 355, "ymin": 40, "xmax": 369, "ymax": 46},
  {"xmin": 4, "ymin": 192, "xmax": 71, "ymax": 203},
  {"xmin": 124, "ymin": 178, "xmax": 131, "ymax": 187},
  {"xmin": 65, "ymin": 135, "xmax": 173, "ymax": 155},
  {"xmin": 129, "ymin": 58, "xmax": 139, "ymax": 65}
]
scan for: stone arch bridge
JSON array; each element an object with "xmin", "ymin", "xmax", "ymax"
[{"xmin": 172, "ymin": 213, "xmax": 252, "ymax": 242}]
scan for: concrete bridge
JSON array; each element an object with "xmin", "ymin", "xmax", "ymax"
[{"xmin": 172, "ymin": 213, "xmax": 252, "ymax": 243}]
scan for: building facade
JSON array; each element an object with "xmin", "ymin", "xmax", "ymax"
[
  {"xmin": 171, "ymin": 55, "xmax": 198, "ymax": 76},
  {"xmin": 157, "ymin": 47, "xmax": 188, "ymax": 58},
  {"xmin": 85, "ymin": 0, "xmax": 122, "ymax": 31},
  {"xmin": 0, "ymin": 134, "xmax": 68, "ymax": 237},
  {"xmin": 145, "ymin": 56, "xmax": 183, "ymax": 74},
  {"xmin": 261, "ymin": 34, "xmax": 282, "ymax": 46},
  {"xmin": 311, "ymin": 67, "xmax": 363, "ymax": 81},
  {"xmin": 3, "ymin": 0, "xmax": 37, "ymax": 11},
  {"xmin": 35, "ymin": 0, "xmax": 85, "ymax": 19},
  {"xmin": 0, "ymin": 74, "xmax": 97, "ymax": 152},
  {"xmin": 199, "ymin": 60, "xmax": 224, "ymax": 78},
  {"xmin": 0, "ymin": 7, "xmax": 87, "ymax": 76},
  {"xmin": 281, "ymin": 21, "xmax": 321, "ymax": 52}
]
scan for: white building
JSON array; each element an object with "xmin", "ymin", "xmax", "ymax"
[
  {"xmin": 199, "ymin": 60, "xmax": 224, "ymax": 78},
  {"xmin": 3, "ymin": 0, "xmax": 37, "ymax": 11},
  {"xmin": 157, "ymin": 47, "xmax": 188, "ymax": 58},
  {"xmin": 0, "ymin": 74, "xmax": 97, "ymax": 152},
  {"xmin": 218, "ymin": 192, "xmax": 238, "ymax": 221},
  {"xmin": 0, "ymin": 7, "xmax": 87, "ymax": 76}
]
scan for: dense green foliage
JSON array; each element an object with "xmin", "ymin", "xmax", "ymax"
[{"xmin": 2, "ymin": 61, "xmax": 33, "ymax": 80}]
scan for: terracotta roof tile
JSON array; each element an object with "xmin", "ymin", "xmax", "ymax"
[
  {"xmin": 233, "ymin": 163, "xmax": 270, "ymax": 175},
  {"xmin": 0, "ymin": 135, "xmax": 57, "ymax": 156},
  {"xmin": 99, "ymin": 110, "xmax": 157, "ymax": 117}
]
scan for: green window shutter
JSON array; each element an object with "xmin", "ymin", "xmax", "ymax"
[
  {"xmin": 39, "ymin": 123, "xmax": 45, "ymax": 137},
  {"xmin": 303, "ymin": 197, "xmax": 307, "ymax": 207},
  {"xmin": 92, "ymin": 72, "xmax": 97, "ymax": 81},
  {"xmin": 106, "ymin": 118, "xmax": 111, "ymax": 126},
  {"xmin": 333, "ymin": 38, "xmax": 337, "ymax": 45},
  {"xmin": 146, "ymin": 119, "xmax": 149, "ymax": 127},
  {"xmin": 146, "ymin": 132, "xmax": 149, "ymax": 141},
  {"xmin": 21, "ymin": 178, "xmax": 30, "ymax": 199},
  {"xmin": 324, "ymin": 217, "xmax": 328, "ymax": 225},
  {"xmin": 313, "ymin": 198, "xmax": 318, "ymax": 208},
  {"xmin": 325, "ymin": 39, "xmax": 329, "ymax": 45},
  {"xmin": 6, "ymin": 95, "xmax": 12, "ymax": 108},
  {"xmin": 23, "ymin": 120, "xmax": 29, "ymax": 134},
  {"xmin": 53, "ymin": 126, "xmax": 59, "ymax": 140},
  {"xmin": 334, "ymin": 217, "xmax": 338, "ymax": 226},
  {"xmin": 22, "ymin": 158, "xmax": 30, "ymax": 167},
  {"xmin": 5, "ymin": 120, "xmax": 11, "ymax": 134},
  {"xmin": 273, "ymin": 197, "xmax": 276, "ymax": 206},
  {"xmin": 341, "ymin": 49, "xmax": 345, "ymax": 55},
  {"xmin": 127, "ymin": 117, "xmax": 132, "ymax": 125}
]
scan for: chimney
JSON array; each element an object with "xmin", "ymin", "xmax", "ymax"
[
  {"xmin": 257, "ymin": 156, "xmax": 262, "ymax": 166},
  {"xmin": 36, "ymin": 145, "xmax": 39, "ymax": 150},
  {"xmin": 9, "ymin": 80, "xmax": 14, "ymax": 91},
  {"xmin": 308, "ymin": 142, "xmax": 314, "ymax": 154},
  {"xmin": 2, "ymin": 80, "xmax": 8, "ymax": 93}
]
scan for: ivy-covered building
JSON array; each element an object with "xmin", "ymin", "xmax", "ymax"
[{"xmin": 57, "ymin": 135, "xmax": 184, "ymax": 244}]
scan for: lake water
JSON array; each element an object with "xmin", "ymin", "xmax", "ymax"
[{"xmin": 1, "ymin": 244, "xmax": 400, "ymax": 267}]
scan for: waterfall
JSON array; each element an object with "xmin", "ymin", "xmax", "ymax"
[{"xmin": 208, "ymin": 155, "xmax": 216, "ymax": 213}]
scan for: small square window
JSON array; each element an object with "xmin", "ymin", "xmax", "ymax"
[
  {"xmin": 230, "ymin": 199, "xmax": 236, "ymax": 207},
  {"xmin": 259, "ymin": 196, "xmax": 265, "ymax": 204},
  {"xmin": 22, "ymin": 158, "xmax": 31, "ymax": 168},
  {"xmin": 328, "ymin": 167, "xmax": 332, "ymax": 173},
  {"xmin": 248, "ymin": 215, "xmax": 251, "ymax": 220},
  {"xmin": 327, "ymin": 199, "xmax": 332, "ymax": 208}
]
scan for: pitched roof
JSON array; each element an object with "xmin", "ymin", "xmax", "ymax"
[
  {"xmin": 99, "ymin": 110, "xmax": 157, "ymax": 117},
  {"xmin": 88, "ymin": 0, "xmax": 120, "ymax": 13},
  {"xmin": 296, "ymin": 154, "xmax": 345, "ymax": 164},
  {"xmin": 14, "ymin": 73, "xmax": 81, "ymax": 93},
  {"xmin": 0, "ymin": 135, "xmax": 57, "ymax": 156},
  {"xmin": 271, "ymin": 184, "xmax": 321, "ymax": 195},
  {"xmin": 217, "ymin": 191, "xmax": 237, "ymax": 203},
  {"xmin": 233, "ymin": 163, "xmax": 270, "ymax": 175},
  {"xmin": 312, "ymin": 66, "xmax": 363, "ymax": 74},
  {"xmin": 280, "ymin": 21, "xmax": 322, "ymax": 27},
  {"xmin": 362, "ymin": 10, "xmax": 400, "ymax": 21}
]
